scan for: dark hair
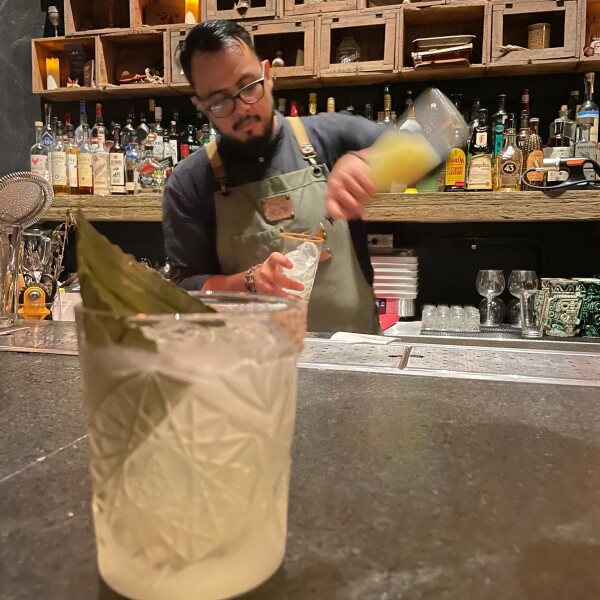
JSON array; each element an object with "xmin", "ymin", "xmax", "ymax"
[{"xmin": 179, "ymin": 20, "xmax": 257, "ymax": 85}]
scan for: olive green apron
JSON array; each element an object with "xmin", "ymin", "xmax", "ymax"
[{"xmin": 205, "ymin": 116, "xmax": 379, "ymax": 334}]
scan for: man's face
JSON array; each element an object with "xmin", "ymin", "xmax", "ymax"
[{"xmin": 191, "ymin": 40, "xmax": 274, "ymax": 144}]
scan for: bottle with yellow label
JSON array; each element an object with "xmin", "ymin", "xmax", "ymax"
[
  {"xmin": 524, "ymin": 117, "xmax": 544, "ymax": 187},
  {"xmin": 444, "ymin": 127, "xmax": 467, "ymax": 191}
]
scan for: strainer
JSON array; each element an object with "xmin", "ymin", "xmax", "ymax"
[
  {"xmin": 0, "ymin": 171, "xmax": 54, "ymax": 229},
  {"xmin": 0, "ymin": 172, "xmax": 54, "ymax": 327}
]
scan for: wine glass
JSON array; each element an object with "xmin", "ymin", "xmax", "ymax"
[
  {"xmin": 507, "ymin": 270, "xmax": 538, "ymax": 327},
  {"xmin": 476, "ymin": 269, "xmax": 505, "ymax": 327}
]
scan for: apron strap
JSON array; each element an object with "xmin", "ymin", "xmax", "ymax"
[
  {"xmin": 204, "ymin": 140, "xmax": 229, "ymax": 195},
  {"xmin": 286, "ymin": 116, "xmax": 318, "ymax": 168}
]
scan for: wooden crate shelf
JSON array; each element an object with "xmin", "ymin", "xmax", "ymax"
[
  {"xmin": 44, "ymin": 191, "xmax": 600, "ymax": 223},
  {"xmin": 398, "ymin": 3, "xmax": 489, "ymax": 71},
  {"xmin": 490, "ymin": 0, "xmax": 579, "ymax": 64},
  {"xmin": 206, "ymin": 0, "xmax": 277, "ymax": 22},
  {"xmin": 32, "ymin": 36, "xmax": 98, "ymax": 94},
  {"xmin": 319, "ymin": 9, "xmax": 397, "ymax": 79},
  {"xmin": 97, "ymin": 31, "xmax": 169, "ymax": 93},
  {"xmin": 244, "ymin": 17, "xmax": 317, "ymax": 79},
  {"xmin": 65, "ymin": 0, "xmax": 131, "ymax": 36},
  {"xmin": 283, "ymin": 0, "xmax": 358, "ymax": 18}
]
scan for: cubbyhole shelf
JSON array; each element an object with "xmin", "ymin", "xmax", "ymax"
[
  {"xmin": 282, "ymin": 0, "xmax": 358, "ymax": 17},
  {"xmin": 31, "ymin": 37, "xmax": 104, "ymax": 98},
  {"xmin": 65, "ymin": 0, "xmax": 131, "ymax": 35},
  {"xmin": 207, "ymin": 0, "xmax": 277, "ymax": 22},
  {"xmin": 319, "ymin": 10, "xmax": 397, "ymax": 81},
  {"xmin": 490, "ymin": 0, "xmax": 579, "ymax": 64},
  {"xmin": 399, "ymin": 3, "xmax": 487, "ymax": 75},
  {"xmin": 98, "ymin": 31, "xmax": 171, "ymax": 97}
]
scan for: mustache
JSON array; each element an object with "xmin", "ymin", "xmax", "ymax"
[{"xmin": 234, "ymin": 115, "xmax": 261, "ymax": 130}]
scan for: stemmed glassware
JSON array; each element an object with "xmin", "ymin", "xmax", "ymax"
[
  {"xmin": 476, "ymin": 269, "xmax": 506, "ymax": 327},
  {"xmin": 507, "ymin": 270, "xmax": 538, "ymax": 327}
]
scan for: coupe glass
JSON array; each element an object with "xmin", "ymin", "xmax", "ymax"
[
  {"xmin": 507, "ymin": 270, "xmax": 538, "ymax": 327},
  {"xmin": 476, "ymin": 269, "xmax": 505, "ymax": 327}
]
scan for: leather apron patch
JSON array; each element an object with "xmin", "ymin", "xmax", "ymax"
[{"xmin": 262, "ymin": 194, "xmax": 294, "ymax": 224}]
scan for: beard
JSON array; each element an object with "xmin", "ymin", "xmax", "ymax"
[{"xmin": 215, "ymin": 112, "xmax": 276, "ymax": 158}]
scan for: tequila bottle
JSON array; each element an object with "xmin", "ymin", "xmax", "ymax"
[
  {"xmin": 92, "ymin": 126, "xmax": 110, "ymax": 197},
  {"xmin": 577, "ymin": 72, "xmax": 599, "ymax": 143},
  {"xmin": 109, "ymin": 125, "xmax": 127, "ymax": 194},
  {"xmin": 524, "ymin": 117, "xmax": 544, "ymax": 187},
  {"xmin": 74, "ymin": 100, "xmax": 88, "ymax": 148},
  {"xmin": 50, "ymin": 121, "xmax": 69, "ymax": 195},
  {"xmin": 91, "ymin": 103, "xmax": 105, "ymax": 150},
  {"xmin": 134, "ymin": 143, "xmax": 166, "ymax": 194},
  {"xmin": 574, "ymin": 119, "xmax": 597, "ymax": 180},
  {"xmin": 30, "ymin": 121, "xmax": 49, "ymax": 182},
  {"xmin": 78, "ymin": 124, "xmax": 94, "ymax": 195}
]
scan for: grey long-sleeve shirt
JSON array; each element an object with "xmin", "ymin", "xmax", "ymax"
[{"xmin": 162, "ymin": 112, "xmax": 384, "ymax": 290}]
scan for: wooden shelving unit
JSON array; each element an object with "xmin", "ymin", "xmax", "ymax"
[
  {"xmin": 44, "ymin": 191, "xmax": 600, "ymax": 223},
  {"xmin": 31, "ymin": 0, "xmax": 599, "ymax": 100}
]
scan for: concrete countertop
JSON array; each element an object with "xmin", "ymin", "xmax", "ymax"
[{"xmin": 2, "ymin": 349, "xmax": 600, "ymax": 599}]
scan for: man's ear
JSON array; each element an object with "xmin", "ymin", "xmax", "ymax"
[
  {"xmin": 191, "ymin": 96, "xmax": 202, "ymax": 110},
  {"xmin": 263, "ymin": 60, "xmax": 274, "ymax": 91}
]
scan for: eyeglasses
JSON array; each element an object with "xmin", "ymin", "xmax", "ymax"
[{"xmin": 202, "ymin": 64, "xmax": 266, "ymax": 119}]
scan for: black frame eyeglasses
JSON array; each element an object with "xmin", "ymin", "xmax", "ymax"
[{"xmin": 202, "ymin": 64, "xmax": 266, "ymax": 119}]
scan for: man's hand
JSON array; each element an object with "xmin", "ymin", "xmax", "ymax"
[
  {"xmin": 325, "ymin": 152, "xmax": 377, "ymax": 221},
  {"xmin": 254, "ymin": 252, "xmax": 304, "ymax": 297}
]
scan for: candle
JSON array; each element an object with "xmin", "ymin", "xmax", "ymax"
[
  {"xmin": 46, "ymin": 57, "xmax": 60, "ymax": 90},
  {"xmin": 185, "ymin": 0, "xmax": 199, "ymax": 24}
]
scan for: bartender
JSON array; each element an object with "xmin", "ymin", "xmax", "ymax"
[{"xmin": 163, "ymin": 19, "xmax": 385, "ymax": 333}]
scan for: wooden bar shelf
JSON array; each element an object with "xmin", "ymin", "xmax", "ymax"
[{"xmin": 44, "ymin": 191, "xmax": 600, "ymax": 223}]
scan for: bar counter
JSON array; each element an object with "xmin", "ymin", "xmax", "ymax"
[{"xmin": 2, "ymin": 324, "xmax": 600, "ymax": 599}]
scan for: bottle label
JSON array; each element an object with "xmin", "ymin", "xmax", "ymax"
[
  {"xmin": 500, "ymin": 160, "xmax": 519, "ymax": 177},
  {"xmin": 30, "ymin": 155, "xmax": 47, "ymax": 178},
  {"xmin": 180, "ymin": 144, "xmax": 190, "ymax": 158},
  {"xmin": 169, "ymin": 140, "xmax": 179, "ymax": 164},
  {"xmin": 475, "ymin": 132, "xmax": 487, "ymax": 147},
  {"xmin": 109, "ymin": 154, "xmax": 126, "ymax": 191},
  {"xmin": 525, "ymin": 150, "xmax": 544, "ymax": 184},
  {"xmin": 578, "ymin": 113, "xmax": 599, "ymax": 143},
  {"xmin": 574, "ymin": 141, "xmax": 598, "ymax": 180},
  {"xmin": 78, "ymin": 154, "xmax": 93, "ymax": 188},
  {"xmin": 444, "ymin": 148, "xmax": 466, "ymax": 187},
  {"xmin": 50, "ymin": 152, "xmax": 68, "ymax": 186},
  {"xmin": 93, "ymin": 154, "xmax": 109, "ymax": 191},
  {"xmin": 67, "ymin": 154, "xmax": 78, "ymax": 188},
  {"xmin": 466, "ymin": 154, "xmax": 492, "ymax": 190},
  {"xmin": 98, "ymin": 131, "xmax": 106, "ymax": 145}
]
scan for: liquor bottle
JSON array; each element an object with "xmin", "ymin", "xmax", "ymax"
[
  {"xmin": 151, "ymin": 106, "xmax": 166, "ymax": 160},
  {"xmin": 524, "ymin": 117, "xmax": 544, "ymax": 187},
  {"xmin": 466, "ymin": 108, "xmax": 493, "ymax": 191},
  {"xmin": 327, "ymin": 97, "xmax": 335, "ymax": 113},
  {"xmin": 134, "ymin": 143, "xmax": 166, "ymax": 194},
  {"xmin": 92, "ymin": 127, "xmax": 110, "ymax": 197},
  {"xmin": 574, "ymin": 119, "xmax": 597, "ymax": 180},
  {"xmin": 30, "ymin": 121, "xmax": 50, "ymax": 182},
  {"xmin": 290, "ymin": 100, "xmax": 299, "ymax": 116},
  {"xmin": 398, "ymin": 95, "xmax": 420, "ymax": 133},
  {"xmin": 568, "ymin": 90, "xmax": 581, "ymax": 121},
  {"xmin": 521, "ymin": 88, "xmax": 530, "ymax": 114},
  {"xmin": 546, "ymin": 120, "xmax": 572, "ymax": 185},
  {"xmin": 40, "ymin": 104, "xmax": 54, "ymax": 155},
  {"xmin": 495, "ymin": 115, "xmax": 523, "ymax": 192},
  {"xmin": 109, "ymin": 125, "xmax": 127, "ymax": 194},
  {"xmin": 74, "ymin": 101, "xmax": 88, "ymax": 147},
  {"xmin": 209, "ymin": 124, "xmax": 218, "ymax": 142},
  {"xmin": 577, "ymin": 72, "xmax": 599, "ymax": 144},
  {"xmin": 91, "ymin": 103, "xmax": 105, "ymax": 149},
  {"xmin": 468, "ymin": 98, "xmax": 481, "ymax": 134},
  {"xmin": 168, "ymin": 120, "xmax": 179, "ymax": 165},
  {"xmin": 444, "ymin": 126, "xmax": 467, "ymax": 191},
  {"xmin": 517, "ymin": 111, "xmax": 530, "ymax": 157},
  {"xmin": 550, "ymin": 105, "xmax": 576, "ymax": 144},
  {"xmin": 125, "ymin": 141, "xmax": 139, "ymax": 194},
  {"xmin": 179, "ymin": 125, "xmax": 198, "ymax": 159},
  {"xmin": 492, "ymin": 94, "xmax": 508, "ymax": 157},
  {"xmin": 122, "ymin": 112, "xmax": 136, "ymax": 149},
  {"xmin": 66, "ymin": 124, "xmax": 79, "ymax": 194},
  {"xmin": 77, "ymin": 124, "xmax": 93, "ymax": 195},
  {"xmin": 364, "ymin": 102, "xmax": 374, "ymax": 121},
  {"xmin": 450, "ymin": 93, "xmax": 463, "ymax": 112},
  {"xmin": 382, "ymin": 85, "xmax": 393, "ymax": 127},
  {"xmin": 277, "ymin": 98, "xmax": 287, "ymax": 115},
  {"xmin": 50, "ymin": 121, "xmax": 69, "ymax": 195},
  {"xmin": 135, "ymin": 112, "xmax": 150, "ymax": 144},
  {"xmin": 202, "ymin": 124, "xmax": 210, "ymax": 145},
  {"xmin": 309, "ymin": 92, "xmax": 317, "ymax": 116}
]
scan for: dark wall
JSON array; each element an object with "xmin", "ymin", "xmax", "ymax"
[{"xmin": 0, "ymin": 1, "xmax": 47, "ymax": 176}]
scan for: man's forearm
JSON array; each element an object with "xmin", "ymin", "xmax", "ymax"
[{"xmin": 201, "ymin": 273, "xmax": 246, "ymax": 292}]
